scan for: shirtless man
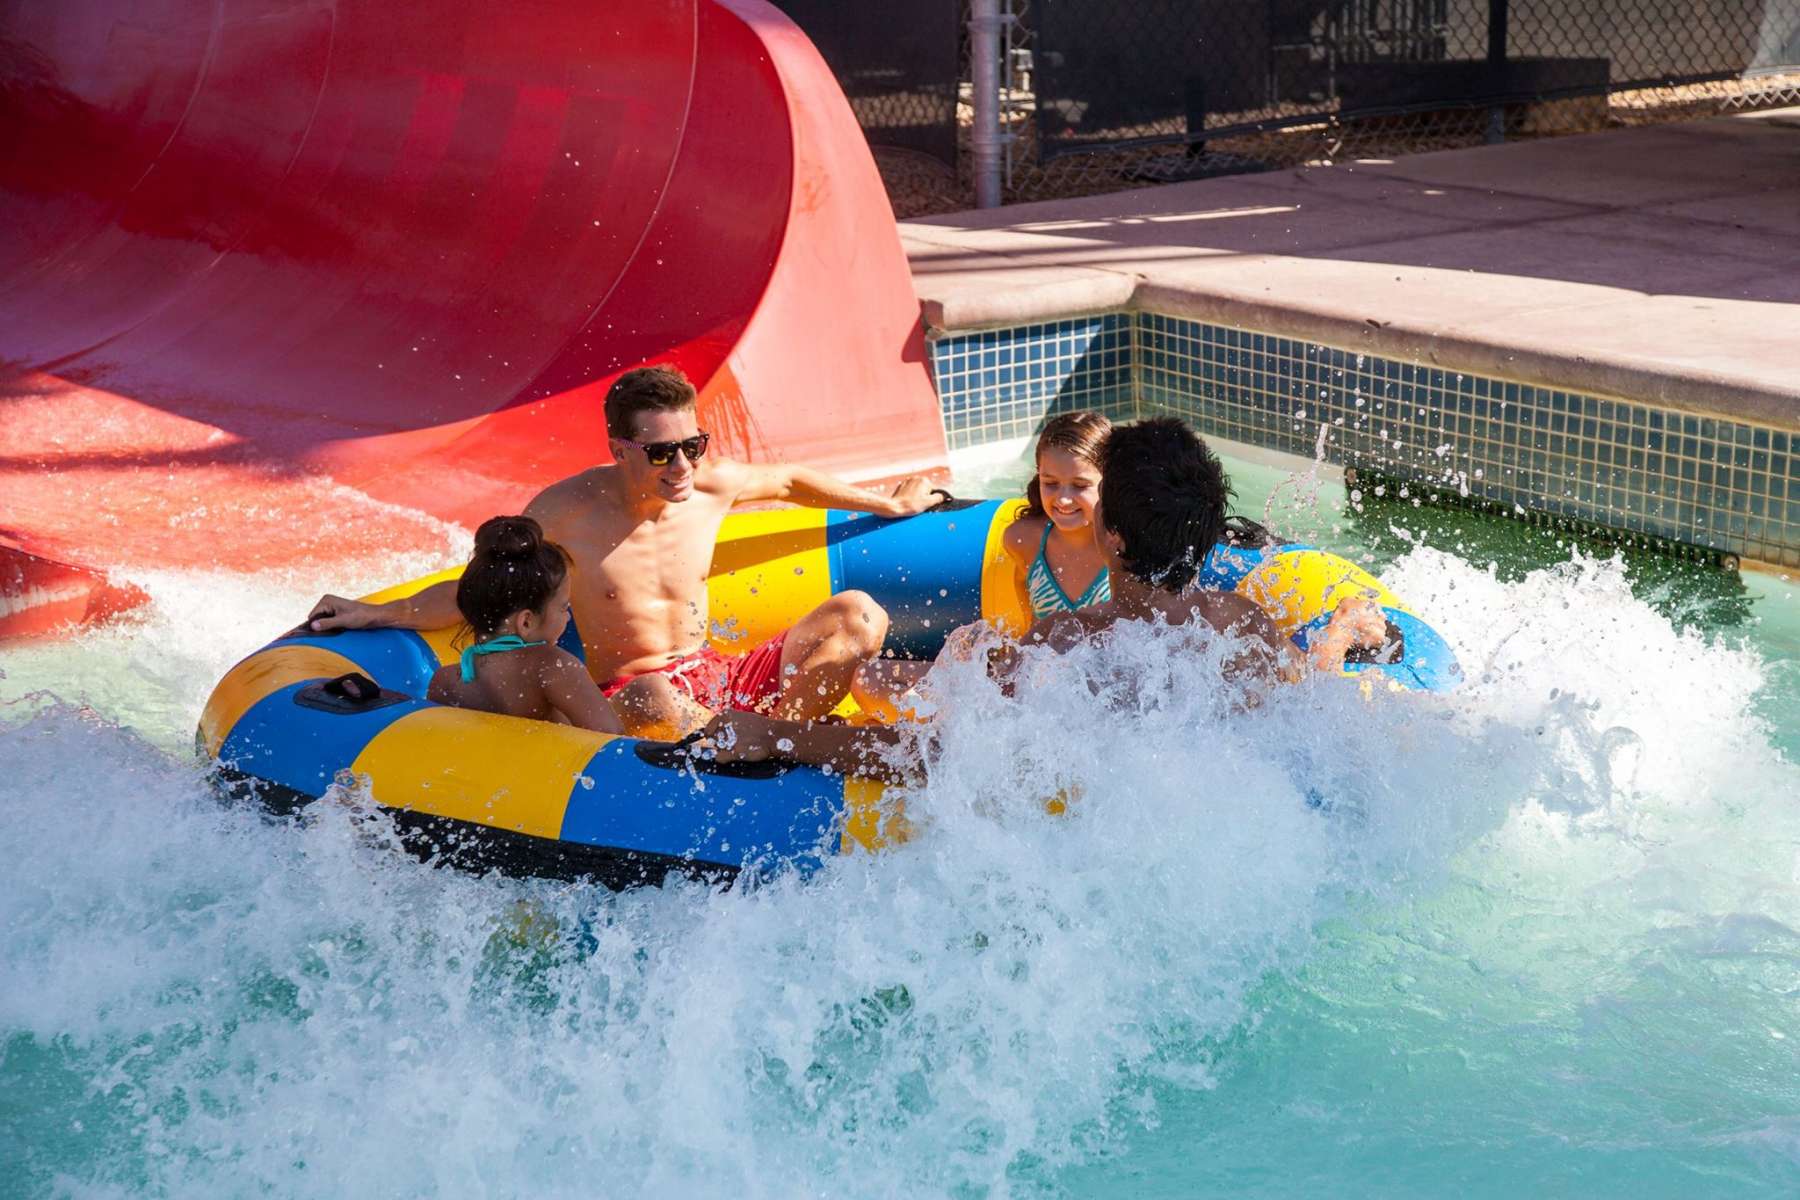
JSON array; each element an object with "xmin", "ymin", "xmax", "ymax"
[
  {"xmin": 307, "ymin": 365, "xmax": 941, "ymax": 734},
  {"xmin": 700, "ymin": 416, "xmax": 1387, "ymax": 775}
]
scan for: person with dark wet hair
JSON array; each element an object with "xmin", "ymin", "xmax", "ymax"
[
  {"xmin": 1020, "ymin": 417, "xmax": 1384, "ymax": 677},
  {"xmin": 997, "ymin": 416, "xmax": 1297, "ymax": 681},
  {"xmin": 1095, "ymin": 417, "xmax": 1232, "ymax": 591},
  {"xmin": 425, "ymin": 516, "xmax": 623, "ymax": 734}
]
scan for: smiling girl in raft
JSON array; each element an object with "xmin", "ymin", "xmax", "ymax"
[{"xmin": 850, "ymin": 412, "xmax": 1117, "ymax": 718}]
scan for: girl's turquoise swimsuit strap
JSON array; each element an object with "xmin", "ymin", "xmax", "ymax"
[
  {"xmin": 1026, "ymin": 522, "xmax": 1111, "ymax": 619},
  {"xmin": 459, "ymin": 635, "xmax": 546, "ymax": 682}
]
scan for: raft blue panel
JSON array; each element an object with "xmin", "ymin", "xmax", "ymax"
[
  {"xmin": 267, "ymin": 629, "xmax": 441, "ymax": 696},
  {"xmin": 1198, "ymin": 542, "xmax": 1269, "ymax": 591},
  {"xmin": 557, "ymin": 613, "xmax": 585, "ymax": 662},
  {"xmin": 1195, "ymin": 540, "xmax": 1314, "ymax": 593},
  {"xmin": 558, "ymin": 739, "xmax": 846, "ymax": 877},
  {"xmin": 826, "ymin": 501, "xmax": 998, "ymax": 659},
  {"xmin": 1302, "ymin": 605, "xmax": 1463, "ymax": 693},
  {"xmin": 1293, "ymin": 608, "xmax": 1337, "ymax": 651},
  {"xmin": 1364, "ymin": 607, "xmax": 1461, "ymax": 692},
  {"xmin": 218, "ymin": 681, "xmax": 429, "ymax": 797}
]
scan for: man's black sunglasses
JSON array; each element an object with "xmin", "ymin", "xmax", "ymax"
[{"xmin": 616, "ymin": 432, "xmax": 710, "ymax": 467}]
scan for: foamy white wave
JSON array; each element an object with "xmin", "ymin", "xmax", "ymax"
[
  {"xmin": 0, "ymin": 539, "xmax": 469, "ymax": 752},
  {"xmin": 3, "ymin": 538, "xmax": 1799, "ymax": 1196}
]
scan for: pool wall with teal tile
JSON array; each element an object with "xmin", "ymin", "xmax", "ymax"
[
  {"xmin": 928, "ymin": 312, "xmax": 1800, "ymax": 568},
  {"xmin": 929, "ymin": 314, "xmax": 1137, "ymax": 451}
]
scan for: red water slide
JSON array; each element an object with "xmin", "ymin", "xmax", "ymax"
[{"xmin": 0, "ymin": 0, "xmax": 945, "ymax": 638}]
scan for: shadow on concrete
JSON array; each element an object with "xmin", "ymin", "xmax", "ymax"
[{"xmin": 908, "ymin": 118, "xmax": 1800, "ymax": 310}]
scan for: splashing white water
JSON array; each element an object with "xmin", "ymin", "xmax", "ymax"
[{"xmin": 2, "ymin": 546, "xmax": 1798, "ymax": 1197}]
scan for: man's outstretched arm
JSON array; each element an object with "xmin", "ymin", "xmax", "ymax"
[
  {"xmin": 307, "ymin": 580, "xmax": 460, "ymax": 633},
  {"xmin": 728, "ymin": 460, "xmax": 942, "ymax": 518},
  {"xmin": 304, "ymin": 485, "xmax": 569, "ymax": 634}
]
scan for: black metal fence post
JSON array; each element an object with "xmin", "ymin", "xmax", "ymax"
[{"xmin": 1486, "ymin": 0, "xmax": 1510, "ymax": 144}]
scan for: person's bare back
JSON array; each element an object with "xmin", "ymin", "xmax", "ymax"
[
  {"xmin": 427, "ymin": 641, "xmax": 612, "ymax": 729},
  {"xmin": 420, "ymin": 516, "xmax": 623, "ymax": 734}
]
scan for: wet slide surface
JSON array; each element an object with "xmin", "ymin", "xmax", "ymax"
[{"xmin": 0, "ymin": 0, "xmax": 943, "ymax": 635}]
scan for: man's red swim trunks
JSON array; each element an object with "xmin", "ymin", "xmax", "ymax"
[{"xmin": 598, "ymin": 631, "xmax": 789, "ymax": 714}]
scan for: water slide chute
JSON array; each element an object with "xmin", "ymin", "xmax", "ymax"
[{"xmin": 0, "ymin": 0, "xmax": 943, "ymax": 637}]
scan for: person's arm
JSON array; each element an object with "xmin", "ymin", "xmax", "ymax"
[
  {"xmin": 1305, "ymin": 596, "xmax": 1389, "ymax": 676},
  {"xmin": 1001, "ymin": 516, "xmax": 1040, "ymax": 614},
  {"xmin": 699, "ymin": 711, "xmax": 919, "ymax": 783},
  {"xmin": 307, "ymin": 485, "xmax": 568, "ymax": 634},
  {"xmin": 307, "ymin": 579, "xmax": 461, "ymax": 633},
  {"xmin": 728, "ymin": 460, "xmax": 941, "ymax": 518},
  {"xmin": 984, "ymin": 610, "xmax": 1088, "ymax": 696},
  {"xmin": 542, "ymin": 652, "xmax": 625, "ymax": 735}
]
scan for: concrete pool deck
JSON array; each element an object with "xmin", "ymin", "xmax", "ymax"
[{"xmin": 901, "ymin": 109, "xmax": 1800, "ymax": 430}]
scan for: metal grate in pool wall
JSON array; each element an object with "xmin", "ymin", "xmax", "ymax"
[
  {"xmin": 927, "ymin": 312, "xmax": 1800, "ymax": 569},
  {"xmin": 928, "ymin": 314, "xmax": 1136, "ymax": 451}
]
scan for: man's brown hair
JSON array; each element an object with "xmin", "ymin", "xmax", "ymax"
[{"xmin": 604, "ymin": 365, "xmax": 696, "ymax": 440}]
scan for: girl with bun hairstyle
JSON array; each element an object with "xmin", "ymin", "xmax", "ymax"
[{"xmin": 426, "ymin": 517, "xmax": 624, "ymax": 733}]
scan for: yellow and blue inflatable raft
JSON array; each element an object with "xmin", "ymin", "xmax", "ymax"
[{"xmin": 198, "ymin": 500, "xmax": 1458, "ymax": 887}]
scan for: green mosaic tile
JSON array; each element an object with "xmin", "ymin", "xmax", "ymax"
[{"xmin": 928, "ymin": 313, "xmax": 1800, "ymax": 567}]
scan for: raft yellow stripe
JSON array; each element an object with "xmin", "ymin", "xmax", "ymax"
[
  {"xmin": 1239, "ymin": 550, "xmax": 1409, "ymax": 640},
  {"xmin": 707, "ymin": 507, "xmax": 833, "ymax": 651},
  {"xmin": 349, "ymin": 707, "xmax": 616, "ymax": 839},
  {"xmin": 362, "ymin": 567, "xmax": 466, "ymax": 667},
  {"xmin": 361, "ymin": 566, "xmax": 463, "ymax": 607},
  {"xmin": 840, "ymin": 777, "xmax": 910, "ymax": 854},
  {"xmin": 200, "ymin": 645, "xmax": 362, "ymax": 757},
  {"xmin": 980, "ymin": 498, "xmax": 1032, "ymax": 637}
]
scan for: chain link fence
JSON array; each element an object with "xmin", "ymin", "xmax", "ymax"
[
  {"xmin": 771, "ymin": 2, "xmax": 962, "ymax": 169},
  {"xmin": 1009, "ymin": 0, "xmax": 1800, "ymax": 210},
  {"xmin": 771, "ymin": 1, "xmax": 967, "ymax": 215},
  {"xmin": 780, "ymin": 1, "xmax": 1800, "ymax": 216}
]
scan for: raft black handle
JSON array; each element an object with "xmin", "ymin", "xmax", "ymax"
[
  {"xmin": 1342, "ymin": 619, "xmax": 1407, "ymax": 666},
  {"xmin": 926, "ymin": 489, "xmax": 979, "ymax": 513},
  {"xmin": 294, "ymin": 672, "xmax": 409, "ymax": 714},
  {"xmin": 632, "ymin": 732, "xmax": 795, "ymax": 780},
  {"xmin": 329, "ymin": 672, "xmax": 380, "ymax": 701},
  {"xmin": 281, "ymin": 622, "xmax": 341, "ymax": 639}
]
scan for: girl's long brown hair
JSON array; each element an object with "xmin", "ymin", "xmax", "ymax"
[{"xmin": 1022, "ymin": 411, "xmax": 1113, "ymax": 519}]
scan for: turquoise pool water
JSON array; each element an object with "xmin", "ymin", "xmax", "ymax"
[{"xmin": 2, "ymin": 450, "xmax": 1797, "ymax": 1197}]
